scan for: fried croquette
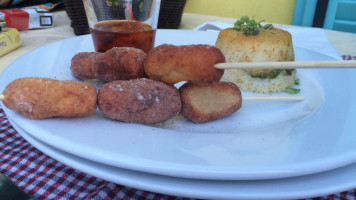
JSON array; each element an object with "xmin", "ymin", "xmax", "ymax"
[
  {"xmin": 144, "ymin": 44, "xmax": 225, "ymax": 85},
  {"xmin": 1, "ymin": 77, "xmax": 97, "ymax": 119},
  {"xmin": 98, "ymin": 78, "xmax": 181, "ymax": 124},
  {"xmin": 179, "ymin": 81, "xmax": 242, "ymax": 123},
  {"xmin": 92, "ymin": 47, "xmax": 147, "ymax": 83},
  {"xmin": 70, "ymin": 52, "xmax": 102, "ymax": 80}
]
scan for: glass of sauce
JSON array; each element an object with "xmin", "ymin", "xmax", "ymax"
[{"xmin": 82, "ymin": 0, "xmax": 161, "ymax": 53}]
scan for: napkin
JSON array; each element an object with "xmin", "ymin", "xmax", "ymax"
[{"xmin": 194, "ymin": 22, "xmax": 342, "ymax": 60}]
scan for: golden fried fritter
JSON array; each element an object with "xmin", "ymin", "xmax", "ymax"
[
  {"xmin": 1, "ymin": 77, "xmax": 97, "ymax": 119},
  {"xmin": 70, "ymin": 52, "xmax": 102, "ymax": 80},
  {"xmin": 98, "ymin": 78, "xmax": 181, "ymax": 124},
  {"xmin": 179, "ymin": 81, "xmax": 242, "ymax": 123},
  {"xmin": 144, "ymin": 44, "xmax": 225, "ymax": 85},
  {"xmin": 92, "ymin": 47, "xmax": 147, "ymax": 83}
]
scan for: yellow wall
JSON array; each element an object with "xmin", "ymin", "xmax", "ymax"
[{"xmin": 183, "ymin": 0, "xmax": 296, "ymax": 25}]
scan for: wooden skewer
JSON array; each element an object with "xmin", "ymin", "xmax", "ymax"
[
  {"xmin": 242, "ymin": 96, "xmax": 304, "ymax": 101},
  {"xmin": 0, "ymin": 93, "xmax": 303, "ymax": 102},
  {"xmin": 215, "ymin": 60, "xmax": 356, "ymax": 69}
]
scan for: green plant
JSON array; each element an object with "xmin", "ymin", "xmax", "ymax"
[{"xmin": 234, "ymin": 16, "xmax": 273, "ymax": 36}]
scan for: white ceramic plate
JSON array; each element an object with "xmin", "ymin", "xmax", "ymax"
[
  {"xmin": 8, "ymin": 116, "xmax": 356, "ymax": 200},
  {"xmin": 1, "ymin": 30, "xmax": 356, "ymax": 180}
]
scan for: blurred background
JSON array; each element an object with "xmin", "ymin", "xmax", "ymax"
[
  {"xmin": 183, "ymin": 0, "xmax": 356, "ymax": 33},
  {"xmin": 1, "ymin": 0, "xmax": 355, "ymax": 34},
  {"xmin": 184, "ymin": 0, "xmax": 296, "ymax": 25}
]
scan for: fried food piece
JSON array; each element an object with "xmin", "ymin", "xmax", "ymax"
[
  {"xmin": 179, "ymin": 81, "xmax": 242, "ymax": 123},
  {"xmin": 98, "ymin": 78, "xmax": 181, "ymax": 124},
  {"xmin": 70, "ymin": 52, "xmax": 102, "ymax": 80},
  {"xmin": 92, "ymin": 47, "xmax": 147, "ymax": 83},
  {"xmin": 144, "ymin": 44, "xmax": 225, "ymax": 85},
  {"xmin": 1, "ymin": 77, "xmax": 97, "ymax": 119}
]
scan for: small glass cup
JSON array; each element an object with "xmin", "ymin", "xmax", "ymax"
[{"xmin": 82, "ymin": 0, "xmax": 161, "ymax": 53}]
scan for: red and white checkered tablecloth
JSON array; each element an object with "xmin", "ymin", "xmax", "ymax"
[
  {"xmin": 1, "ymin": 55, "xmax": 355, "ymax": 200},
  {"xmin": 342, "ymin": 55, "xmax": 356, "ymax": 60},
  {"xmin": 0, "ymin": 107, "xmax": 191, "ymax": 200}
]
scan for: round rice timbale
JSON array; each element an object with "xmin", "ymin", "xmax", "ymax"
[{"xmin": 215, "ymin": 27, "xmax": 296, "ymax": 93}]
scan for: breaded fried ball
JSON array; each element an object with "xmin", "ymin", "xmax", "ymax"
[
  {"xmin": 92, "ymin": 47, "xmax": 147, "ymax": 83},
  {"xmin": 179, "ymin": 81, "xmax": 242, "ymax": 123},
  {"xmin": 98, "ymin": 78, "xmax": 181, "ymax": 124},
  {"xmin": 144, "ymin": 44, "xmax": 225, "ymax": 85},
  {"xmin": 1, "ymin": 77, "xmax": 97, "ymax": 119},
  {"xmin": 70, "ymin": 52, "xmax": 102, "ymax": 80}
]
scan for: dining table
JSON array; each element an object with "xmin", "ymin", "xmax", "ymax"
[{"xmin": 1, "ymin": 9, "xmax": 356, "ymax": 200}]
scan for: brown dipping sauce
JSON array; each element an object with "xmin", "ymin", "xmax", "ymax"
[{"xmin": 90, "ymin": 20, "xmax": 156, "ymax": 53}]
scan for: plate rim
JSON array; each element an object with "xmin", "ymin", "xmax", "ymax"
[
  {"xmin": 7, "ymin": 115, "xmax": 356, "ymax": 200},
  {"xmin": 1, "ymin": 30, "xmax": 355, "ymax": 181}
]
